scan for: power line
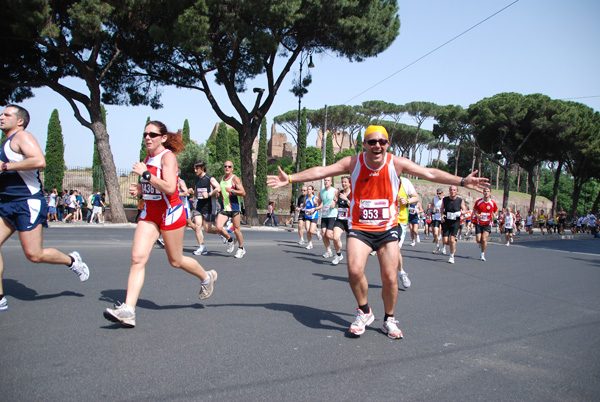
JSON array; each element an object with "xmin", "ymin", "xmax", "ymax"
[{"xmin": 344, "ymin": 0, "xmax": 521, "ymax": 104}]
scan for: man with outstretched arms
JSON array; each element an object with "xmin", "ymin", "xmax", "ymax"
[
  {"xmin": 191, "ymin": 160, "xmax": 221, "ymax": 256},
  {"xmin": 473, "ymin": 187, "xmax": 498, "ymax": 261},
  {"xmin": 317, "ymin": 177, "xmax": 338, "ymax": 259},
  {"xmin": 268, "ymin": 125, "xmax": 489, "ymax": 339},
  {"xmin": 440, "ymin": 185, "xmax": 467, "ymax": 264},
  {"xmin": 0, "ymin": 105, "xmax": 89, "ymax": 312},
  {"xmin": 216, "ymin": 161, "xmax": 247, "ymax": 258}
]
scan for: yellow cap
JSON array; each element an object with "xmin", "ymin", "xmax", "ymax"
[{"xmin": 364, "ymin": 125, "xmax": 388, "ymax": 139}]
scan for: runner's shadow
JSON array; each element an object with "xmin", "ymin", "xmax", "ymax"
[
  {"xmin": 99, "ymin": 289, "xmax": 205, "ymax": 310},
  {"xmin": 312, "ymin": 273, "xmax": 384, "ymax": 290},
  {"xmin": 3, "ymin": 279, "xmax": 84, "ymax": 300},
  {"xmin": 209, "ymin": 302, "xmax": 351, "ymax": 332}
]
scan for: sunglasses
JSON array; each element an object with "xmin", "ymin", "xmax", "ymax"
[
  {"xmin": 143, "ymin": 132, "xmax": 162, "ymax": 139},
  {"xmin": 366, "ymin": 139, "xmax": 389, "ymax": 146},
  {"xmin": 223, "ymin": 165, "xmax": 233, "ymax": 168}
]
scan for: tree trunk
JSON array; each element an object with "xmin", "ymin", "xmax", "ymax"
[
  {"xmin": 535, "ymin": 164, "xmax": 541, "ymax": 194},
  {"xmin": 525, "ymin": 171, "xmax": 529, "ymax": 194},
  {"xmin": 528, "ymin": 168, "xmax": 537, "ymax": 212},
  {"xmin": 239, "ymin": 121, "xmax": 261, "ymax": 226},
  {"xmin": 551, "ymin": 160, "xmax": 563, "ymax": 215},
  {"xmin": 502, "ymin": 165, "xmax": 511, "ymax": 209},
  {"xmin": 516, "ymin": 166, "xmax": 521, "ymax": 192},
  {"xmin": 570, "ymin": 177, "xmax": 588, "ymax": 218},
  {"xmin": 496, "ymin": 164, "xmax": 500, "ymax": 190},
  {"xmin": 454, "ymin": 142, "xmax": 461, "ymax": 177},
  {"xmin": 91, "ymin": 121, "xmax": 127, "ymax": 223},
  {"xmin": 471, "ymin": 146, "xmax": 476, "ymax": 175}
]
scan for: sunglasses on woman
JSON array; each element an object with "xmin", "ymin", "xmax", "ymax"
[{"xmin": 143, "ymin": 132, "xmax": 162, "ymax": 139}]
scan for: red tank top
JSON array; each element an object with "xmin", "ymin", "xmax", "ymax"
[
  {"xmin": 349, "ymin": 152, "xmax": 400, "ymax": 232},
  {"xmin": 141, "ymin": 149, "xmax": 182, "ymax": 209}
]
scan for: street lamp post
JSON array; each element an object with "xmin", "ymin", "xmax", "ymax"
[{"xmin": 294, "ymin": 49, "xmax": 314, "ymax": 203}]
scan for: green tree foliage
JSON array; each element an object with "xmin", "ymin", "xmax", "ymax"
[
  {"xmin": 405, "ymin": 101, "xmax": 439, "ymax": 162},
  {"xmin": 214, "ymin": 122, "xmax": 230, "ymax": 168},
  {"xmin": 131, "ymin": 0, "xmax": 400, "ymax": 225},
  {"xmin": 44, "ymin": 109, "xmax": 65, "ymax": 191},
  {"xmin": 356, "ymin": 132, "xmax": 363, "ymax": 153},
  {"xmin": 267, "ymin": 157, "xmax": 294, "ymax": 175},
  {"xmin": 139, "ymin": 117, "xmax": 150, "ymax": 162},
  {"xmin": 182, "ymin": 119, "xmax": 191, "ymax": 144},
  {"xmin": 177, "ymin": 142, "xmax": 208, "ymax": 188},
  {"xmin": 298, "ymin": 110, "xmax": 308, "ymax": 173},
  {"xmin": 335, "ymin": 148, "xmax": 356, "ymax": 162},
  {"xmin": 1, "ymin": 1, "xmax": 165, "ymax": 223},
  {"xmin": 326, "ymin": 131, "xmax": 334, "ymax": 165},
  {"xmin": 305, "ymin": 147, "xmax": 322, "ymax": 169},
  {"xmin": 255, "ymin": 118, "xmax": 268, "ymax": 209},
  {"xmin": 227, "ymin": 127, "xmax": 242, "ymax": 178}
]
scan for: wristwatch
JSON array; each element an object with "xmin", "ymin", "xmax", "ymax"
[
  {"xmin": 142, "ymin": 171, "xmax": 151, "ymax": 181},
  {"xmin": 1, "ymin": 163, "xmax": 7, "ymax": 172},
  {"xmin": 460, "ymin": 177, "xmax": 465, "ymax": 187}
]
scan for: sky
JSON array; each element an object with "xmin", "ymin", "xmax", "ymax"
[{"xmin": 14, "ymin": 0, "xmax": 600, "ymax": 169}]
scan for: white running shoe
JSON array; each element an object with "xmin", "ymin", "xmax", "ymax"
[
  {"xmin": 0, "ymin": 296, "xmax": 8, "ymax": 311},
  {"xmin": 226, "ymin": 238, "xmax": 237, "ymax": 253},
  {"xmin": 322, "ymin": 249, "xmax": 333, "ymax": 258},
  {"xmin": 234, "ymin": 248, "xmax": 246, "ymax": 259},
  {"xmin": 305, "ymin": 243, "xmax": 314, "ymax": 250},
  {"xmin": 506, "ymin": 242, "xmax": 510, "ymax": 247},
  {"xmin": 433, "ymin": 248, "xmax": 439, "ymax": 254},
  {"xmin": 441, "ymin": 248, "xmax": 447, "ymax": 255},
  {"xmin": 382, "ymin": 317, "xmax": 403, "ymax": 339},
  {"xmin": 410, "ymin": 241, "xmax": 416, "ymax": 247},
  {"xmin": 448, "ymin": 255, "xmax": 455, "ymax": 264},
  {"xmin": 370, "ymin": 250, "xmax": 377, "ymax": 256},
  {"xmin": 316, "ymin": 231, "xmax": 323, "ymax": 241},
  {"xmin": 331, "ymin": 254, "xmax": 344, "ymax": 265},
  {"xmin": 417, "ymin": 236, "xmax": 421, "ymax": 243},
  {"xmin": 298, "ymin": 240, "xmax": 305, "ymax": 245},
  {"xmin": 193, "ymin": 245, "xmax": 208, "ymax": 256},
  {"xmin": 220, "ymin": 235, "xmax": 227, "ymax": 244},
  {"xmin": 199, "ymin": 270, "xmax": 217, "ymax": 299},
  {"xmin": 399, "ymin": 271, "xmax": 411, "ymax": 289},
  {"xmin": 349, "ymin": 308, "xmax": 375, "ymax": 336},
  {"xmin": 103, "ymin": 303, "xmax": 135, "ymax": 328},
  {"xmin": 69, "ymin": 251, "xmax": 90, "ymax": 281},
  {"xmin": 156, "ymin": 238, "xmax": 165, "ymax": 247},
  {"xmin": 480, "ymin": 254, "xmax": 486, "ymax": 261}
]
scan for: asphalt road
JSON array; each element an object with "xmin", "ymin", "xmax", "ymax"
[{"xmin": 1, "ymin": 225, "xmax": 599, "ymax": 401}]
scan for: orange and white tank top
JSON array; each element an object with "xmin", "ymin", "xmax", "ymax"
[
  {"xmin": 349, "ymin": 152, "xmax": 400, "ymax": 232},
  {"xmin": 141, "ymin": 149, "xmax": 182, "ymax": 209}
]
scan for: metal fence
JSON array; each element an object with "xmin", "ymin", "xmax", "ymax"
[{"xmin": 41, "ymin": 166, "xmax": 140, "ymax": 208}]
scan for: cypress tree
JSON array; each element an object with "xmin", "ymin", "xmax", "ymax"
[
  {"xmin": 92, "ymin": 105, "xmax": 106, "ymax": 192},
  {"xmin": 44, "ymin": 109, "xmax": 65, "ymax": 191},
  {"xmin": 139, "ymin": 117, "xmax": 150, "ymax": 162},
  {"xmin": 255, "ymin": 118, "xmax": 268, "ymax": 209},
  {"xmin": 356, "ymin": 132, "xmax": 363, "ymax": 153},
  {"xmin": 215, "ymin": 122, "xmax": 230, "ymax": 167},
  {"xmin": 298, "ymin": 109, "xmax": 307, "ymax": 173},
  {"xmin": 182, "ymin": 119, "xmax": 191, "ymax": 144},
  {"xmin": 326, "ymin": 130, "xmax": 334, "ymax": 165}
]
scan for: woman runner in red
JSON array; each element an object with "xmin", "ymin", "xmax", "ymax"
[{"xmin": 104, "ymin": 121, "xmax": 217, "ymax": 328}]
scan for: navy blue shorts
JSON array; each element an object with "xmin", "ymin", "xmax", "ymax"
[{"xmin": 0, "ymin": 198, "xmax": 48, "ymax": 231}]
